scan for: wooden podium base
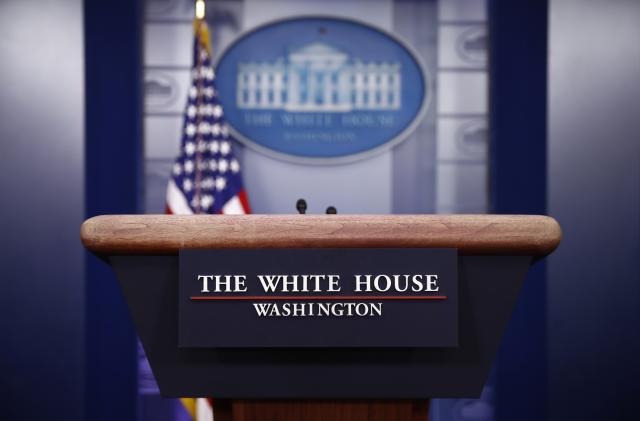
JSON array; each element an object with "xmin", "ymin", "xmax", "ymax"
[{"xmin": 213, "ymin": 400, "xmax": 430, "ymax": 421}]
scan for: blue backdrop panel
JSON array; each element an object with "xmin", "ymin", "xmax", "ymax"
[
  {"xmin": 84, "ymin": 0, "xmax": 143, "ymax": 420},
  {"xmin": 489, "ymin": 1, "xmax": 548, "ymax": 420}
]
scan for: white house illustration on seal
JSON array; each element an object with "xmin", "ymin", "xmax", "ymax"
[{"xmin": 236, "ymin": 42, "xmax": 401, "ymax": 112}]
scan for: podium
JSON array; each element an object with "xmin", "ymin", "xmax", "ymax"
[{"xmin": 81, "ymin": 214, "xmax": 561, "ymax": 421}]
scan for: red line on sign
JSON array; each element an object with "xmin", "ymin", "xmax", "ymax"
[{"xmin": 190, "ymin": 295, "xmax": 447, "ymax": 301}]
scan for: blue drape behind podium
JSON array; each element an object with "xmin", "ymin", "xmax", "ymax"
[
  {"xmin": 489, "ymin": 1, "xmax": 549, "ymax": 420},
  {"xmin": 84, "ymin": 1, "xmax": 143, "ymax": 420}
]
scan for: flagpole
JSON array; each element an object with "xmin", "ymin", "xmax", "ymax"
[{"xmin": 193, "ymin": 0, "xmax": 206, "ymax": 213}]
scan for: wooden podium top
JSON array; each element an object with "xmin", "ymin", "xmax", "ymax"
[{"xmin": 81, "ymin": 214, "xmax": 561, "ymax": 256}]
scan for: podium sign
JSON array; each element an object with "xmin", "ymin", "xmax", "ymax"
[{"xmin": 179, "ymin": 248, "xmax": 458, "ymax": 348}]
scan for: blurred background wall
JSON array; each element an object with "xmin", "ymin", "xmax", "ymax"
[
  {"xmin": 547, "ymin": 0, "xmax": 640, "ymax": 419},
  {"xmin": 142, "ymin": 0, "xmax": 489, "ymax": 216},
  {"xmin": 0, "ymin": 0, "xmax": 639, "ymax": 420},
  {"xmin": 0, "ymin": 0, "xmax": 85, "ymax": 419}
]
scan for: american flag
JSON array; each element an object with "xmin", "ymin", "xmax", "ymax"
[{"xmin": 166, "ymin": 19, "xmax": 250, "ymax": 215}]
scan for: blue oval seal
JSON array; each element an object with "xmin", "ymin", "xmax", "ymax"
[{"xmin": 216, "ymin": 16, "xmax": 429, "ymax": 162}]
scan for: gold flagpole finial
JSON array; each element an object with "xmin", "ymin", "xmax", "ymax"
[{"xmin": 195, "ymin": 0, "xmax": 205, "ymax": 20}]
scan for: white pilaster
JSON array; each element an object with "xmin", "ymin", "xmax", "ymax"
[
  {"xmin": 392, "ymin": 69, "xmax": 401, "ymax": 109},
  {"xmin": 259, "ymin": 68, "xmax": 269, "ymax": 107},
  {"xmin": 379, "ymin": 68, "xmax": 389, "ymax": 108},
  {"xmin": 247, "ymin": 71, "xmax": 257, "ymax": 107}
]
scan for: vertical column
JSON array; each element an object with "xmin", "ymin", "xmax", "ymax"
[
  {"xmin": 323, "ymin": 70, "xmax": 332, "ymax": 109},
  {"xmin": 272, "ymin": 70, "xmax": 283, "ymax": 108},
  {"xmin": 367, "ymin": 65, "xmax": 377, "ymax": 109},
  {"xmin": 355, "ymin": 68, "xmax": 364, "ymax": 108},
  {"xmin": 307, "ymin": 66, "xmax": 316, "ymax": 108},
  {"xmin": 260, "ymin": 67, "xmax": 269, "ymax": 108},
  {"xmin": 288, "ymin": 67, "xmax": 299, "ymax": 109},
  {"xmin": 379, "ymin": 67, "xmax": 389, "ymax": 108},
  {"xmin": 247, "ymin": 71, "xmax": 257, "ymax": 108},
  {"xmin": 374, "ymin": 71, "xmax": 381, "ymax": 109},
  {"xmin": 338, "ymin": 70, "xmax": 350, "ymax": 111},
  {"xmin": 391, "ymin": 68, "xmax": 401, "ymax": 109}
]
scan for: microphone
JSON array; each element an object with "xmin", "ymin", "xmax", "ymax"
[
  {"xmin": 296, "ymin": 199, "xmax": 307, "ymax": 214},
  {"xmin": 325, "ymin": 206, "xmax": 337, "ymax": 214}
]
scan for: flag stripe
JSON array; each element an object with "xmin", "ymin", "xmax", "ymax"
[
  {"xmin": 166, "ymin": 178, "xmax": 194, "ymax": 215},
  {"xmin": 238, "ymin": 189, "xmax": 251, "ymax": 214},
  {"xmin": 196, "ymin": 398, "xmax": 214, "ymax": 421},
  {"xmin": 221, "ymin": 193, "xmax": 246, "ymax": 215}
]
